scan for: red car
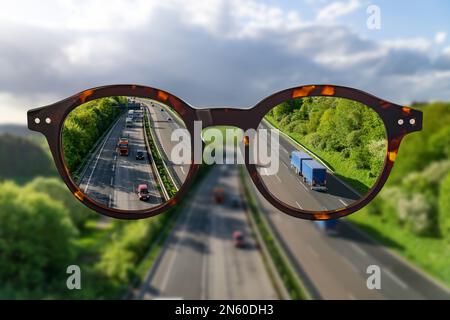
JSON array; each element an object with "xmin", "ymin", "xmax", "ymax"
[
  {"xmin": 137, "ymin": 184, "xmax": 150, "ymax": 201},
  {"xmin": 232, "ymin": 231, "xmax": 244, "ymax": 248}
]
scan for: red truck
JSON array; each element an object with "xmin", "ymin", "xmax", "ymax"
[{"xmin": 118, "ymin": 141, "xmax": 129, "ymax": 156}]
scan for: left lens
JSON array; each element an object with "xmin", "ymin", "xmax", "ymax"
[
  {"xmin": 255, "ymin": 96, "xmax": 387, "ymax": 214},
  {"xmin": 61, "ymin": 96, "xmax": 191, "ymax": 212}
]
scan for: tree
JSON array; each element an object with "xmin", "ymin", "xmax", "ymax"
[
  {"xmin": 25, "ymin": 177, "xmax": 92, "ymax": 229},
  {"xmin": 439, "ymin": 172, "xmax": 450, "ymax": 239},
  {"xmin": 0, "ymin": 181, "xmax": 78, "ymax": 293}
]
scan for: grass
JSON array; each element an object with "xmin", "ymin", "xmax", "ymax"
[
  {"xmin": 239, "ymin": 166, "xmax": 309, "ymax": 300},
  {"xmin": 348, "ymin": 209, "xmax": 450, "ymax": 288}
]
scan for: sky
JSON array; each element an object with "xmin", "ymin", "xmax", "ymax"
[{"xmin": 0, "ymin": 0, "xmax": 449, "ymax": 124}]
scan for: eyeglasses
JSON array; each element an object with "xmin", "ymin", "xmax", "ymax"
[{"xmin": 27, "ymin": 84, "xmax": 422, "ymax": 220}]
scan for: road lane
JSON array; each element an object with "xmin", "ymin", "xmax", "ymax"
[
  {"xmin": 77, "ymin": 108, "xmax": 162, "ymax": 210},
  {"xmin": 138, "ymin": 165, "xmax": 278, "ymax": 300},
  {"xmin": 112, "ymin": 115, "xmax": 162, "ymax": 210},
  {"xmin": 257, "ymin": 120, "xmax": 361, "ymax": 212}
]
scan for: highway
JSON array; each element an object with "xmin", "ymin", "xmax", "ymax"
[
  {"xmin": 137, "ymin": 165, "xmax": 278, "ymax": 300},
  {"xmin": 77, "ymin": 107, "xmax": 162, "ymax": 211},
  {"xmin": 248, "ymin": 170, "xmax": 450, "ymax": 299},
  {"xmin": 257, "ymin": 120, "xmax": 361, "ymax": 212},
  {"xmin": 138, "ymin": 98, "xmax": 190, "ymax": 188}
]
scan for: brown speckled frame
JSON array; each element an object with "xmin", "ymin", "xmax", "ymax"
[{"xmin": 27, "ymin": 84, "xmax": 422, "ymax": 220}]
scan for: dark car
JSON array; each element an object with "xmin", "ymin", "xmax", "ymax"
[
  {"xmin": 137, "ymin": 184, "xmax": 150, "ymax": 201},
  {"xmin": 136, "ymin": 150, "xmax": 145, "ymax": 160},
  {"xmin": 160, "ymin": 108, "xmax": 164, "ymax": 111},
  {"xmin": 232, "ymin": 231, "xmax": 244, "ymax": 248},
  {"xmin": 167, "ymin": 117, "xmax": 172, "ymax": 121}
]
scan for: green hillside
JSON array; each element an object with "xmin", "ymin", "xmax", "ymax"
[
  {"xmin": 349, "ymin": 101, "xmax": 450, "ymax": 287},
  {"xmin": 0, "ymin": 134, "xmax": 55, "ymax": 183}
]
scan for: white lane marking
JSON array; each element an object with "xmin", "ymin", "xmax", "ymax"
[
  {"xmin": 347, "ymin": 293, "xmax": 356, "ymax": 300},
  {"xmin": 114, "ymin": 155, "xmax": 117, "ymax": 161},
  {"xmin": 160, "ymin": 202, "xmax": 196, "ymax": 292},
  {"xmin": 112, "ymin": 164, "xmax": 115, "ymax": 172},
  {"xmin": 301, "ymin": 182, "xmax": 308, "ymax": 192},
  {"xmin": 384, "ymin": 268, "xmax": 409, "ymax": 290},
  {"xmin": 339, "ymin": 199, "xmax": 348, "ymax": 207},
  {"xmin": 108, "ymin": 194, "xmax": 112, "ymax": 207},
  {"xmin": 350, "ymin": 243, "xmax": 368, "ymax": 257},
  {"xmin": 275, "ymin": 174, "xmax": 282, "ymax": 183},
  {"xmin": 307, "ymin": 245, "xmax": 319, "ymax": 259},
  {"xmin": 282, "ymin": 162, "xmax": 288, "ymax": 169},
  {"xmin": 84, "ymin": 119, "xmax": 118, "ymax": 193},
  {"xmin": 282, "ymin": 149, "xmax": 289, "ymax": 154},
  {"xmin": 110, "ymin": 177, "xmax": 114, "ymax": 186},
  {"xmin": 180, "ymin": 166, "xmax": 185, "ymax": 174},
  {"xmin": 295, "ymin": 201, "xmax": 303, "ymax": 209}
]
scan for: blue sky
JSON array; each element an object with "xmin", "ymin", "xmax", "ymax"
[{"xmin": 0, "ymin": 0, "xmax": 449, "ymax": 123}]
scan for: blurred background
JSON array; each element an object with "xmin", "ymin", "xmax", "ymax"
[{"xmin": 0, "ymin": 0, "xmax": 449, "ymax": 299}]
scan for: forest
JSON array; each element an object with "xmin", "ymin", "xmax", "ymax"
[
  {"xmin": 62, "ymin": 96, "xmax": 127, "ymax": 175},
  {"xmin": 265, "ymin": 96, "xmax": 387, "ymax": 194}
]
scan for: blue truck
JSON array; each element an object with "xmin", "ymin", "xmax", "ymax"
[
  {"xmin": 301, "ymin": 159, "xmax": 328, "ymax": 192},
  {"xmin": 290, "ymin": 151, "xmax": 312, "ymax": 174}
]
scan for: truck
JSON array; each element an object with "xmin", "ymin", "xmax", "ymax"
[
  {"xmin": 301, "ymin": 159, "xmax": 328, "ymax": 192},
  {"xmin": 118, "ymin": 141, "xmax": 129, "ymax": 156},
  {"xmin": 290, "ymin": 151, "xmax": 312, "ymax": 175},
  {"xmin": 314, "ymin": 220, "xmax": 339, "ymax": 233}
]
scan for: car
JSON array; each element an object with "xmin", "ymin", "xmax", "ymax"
[
  {"xmin": 137, "ymin": 184, "xmax": 150, "ymax": 201},
  {"xmin": 231, "ymin": 197, "xmax": 240, "ymax": 209},
  {"xmin": 167, "ymin": 117, "xmax": 172, "ymax": 121},
  {"xmin": 232, "ymin": 231, "xmax": 245, "ymax": 248},
  {"xmin": 213, "ymin": 187, "xmax": 225, "ymax": 204},
  {"xmin": 161, "ymin": 108, "xmax": 164, "ymax": 111},
  {"xmin": 136, "ymin": 150, "xmax": 145, "ymax": 160}
]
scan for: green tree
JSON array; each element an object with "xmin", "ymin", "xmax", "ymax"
[
  {"xmin": 0, "ymin": 181, "xmax": 78, "ymax": 293},
  {"xmin": 25, "ymin": 177, "xmax": 93, "ymax": 229},
  {"xmin": 439, "ymin": 172, "xmax": 450, "ymax": 239}
]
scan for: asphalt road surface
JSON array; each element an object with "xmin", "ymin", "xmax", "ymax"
[
  {"xmin": 248, "ymin": 170, "xmax": 450, "ymax": 299},
  {"xmin": 137, "ymin": 165, "xmax": 278, "ymax": 300},
  {"xmin": 257, "ymin": 120, "xmax": 361, "ymax": 212},
  {"xmin": 139, "ymin": 98, "xmax": 190, "ymax": 187},
  {"xmin": 77, "ymin": 111, "xmax": 162, "ymax": 210}
]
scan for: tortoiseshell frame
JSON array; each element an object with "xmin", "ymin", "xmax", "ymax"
[{"xmin": 27, "ymin": 84, "xmax": 422, "ymax": 220}]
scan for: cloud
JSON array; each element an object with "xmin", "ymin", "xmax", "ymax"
[
  {"xmin": 316, "ymin": 0, "xmax": 360, "ymax": 22},
  {"xmin": 435, "ymin": 32, "xmax": 447, "ymax": 44},
  {"xmin": 0, "ymin": 0, "xmax": 450, "ymax": 124}
]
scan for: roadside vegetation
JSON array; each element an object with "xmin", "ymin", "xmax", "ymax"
[
  {"xmin": 62, "ymin": 96, "xmax": 126, "ymax": 174},
  {"xmin": 348, "ymin": 102, "xmax": 450, "ymax": 287},
  {"xmin": 265, "ymin": 96, "xmax": 386, "ymax": 194}
]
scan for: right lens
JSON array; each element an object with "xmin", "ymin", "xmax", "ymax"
[
  {"xmin": 255, "ymin": 96, "xmax": 387, "ymax": 214},
  {"xmin": 61, "ymin": 96, "xmax": 191, "ymax": 212}
]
